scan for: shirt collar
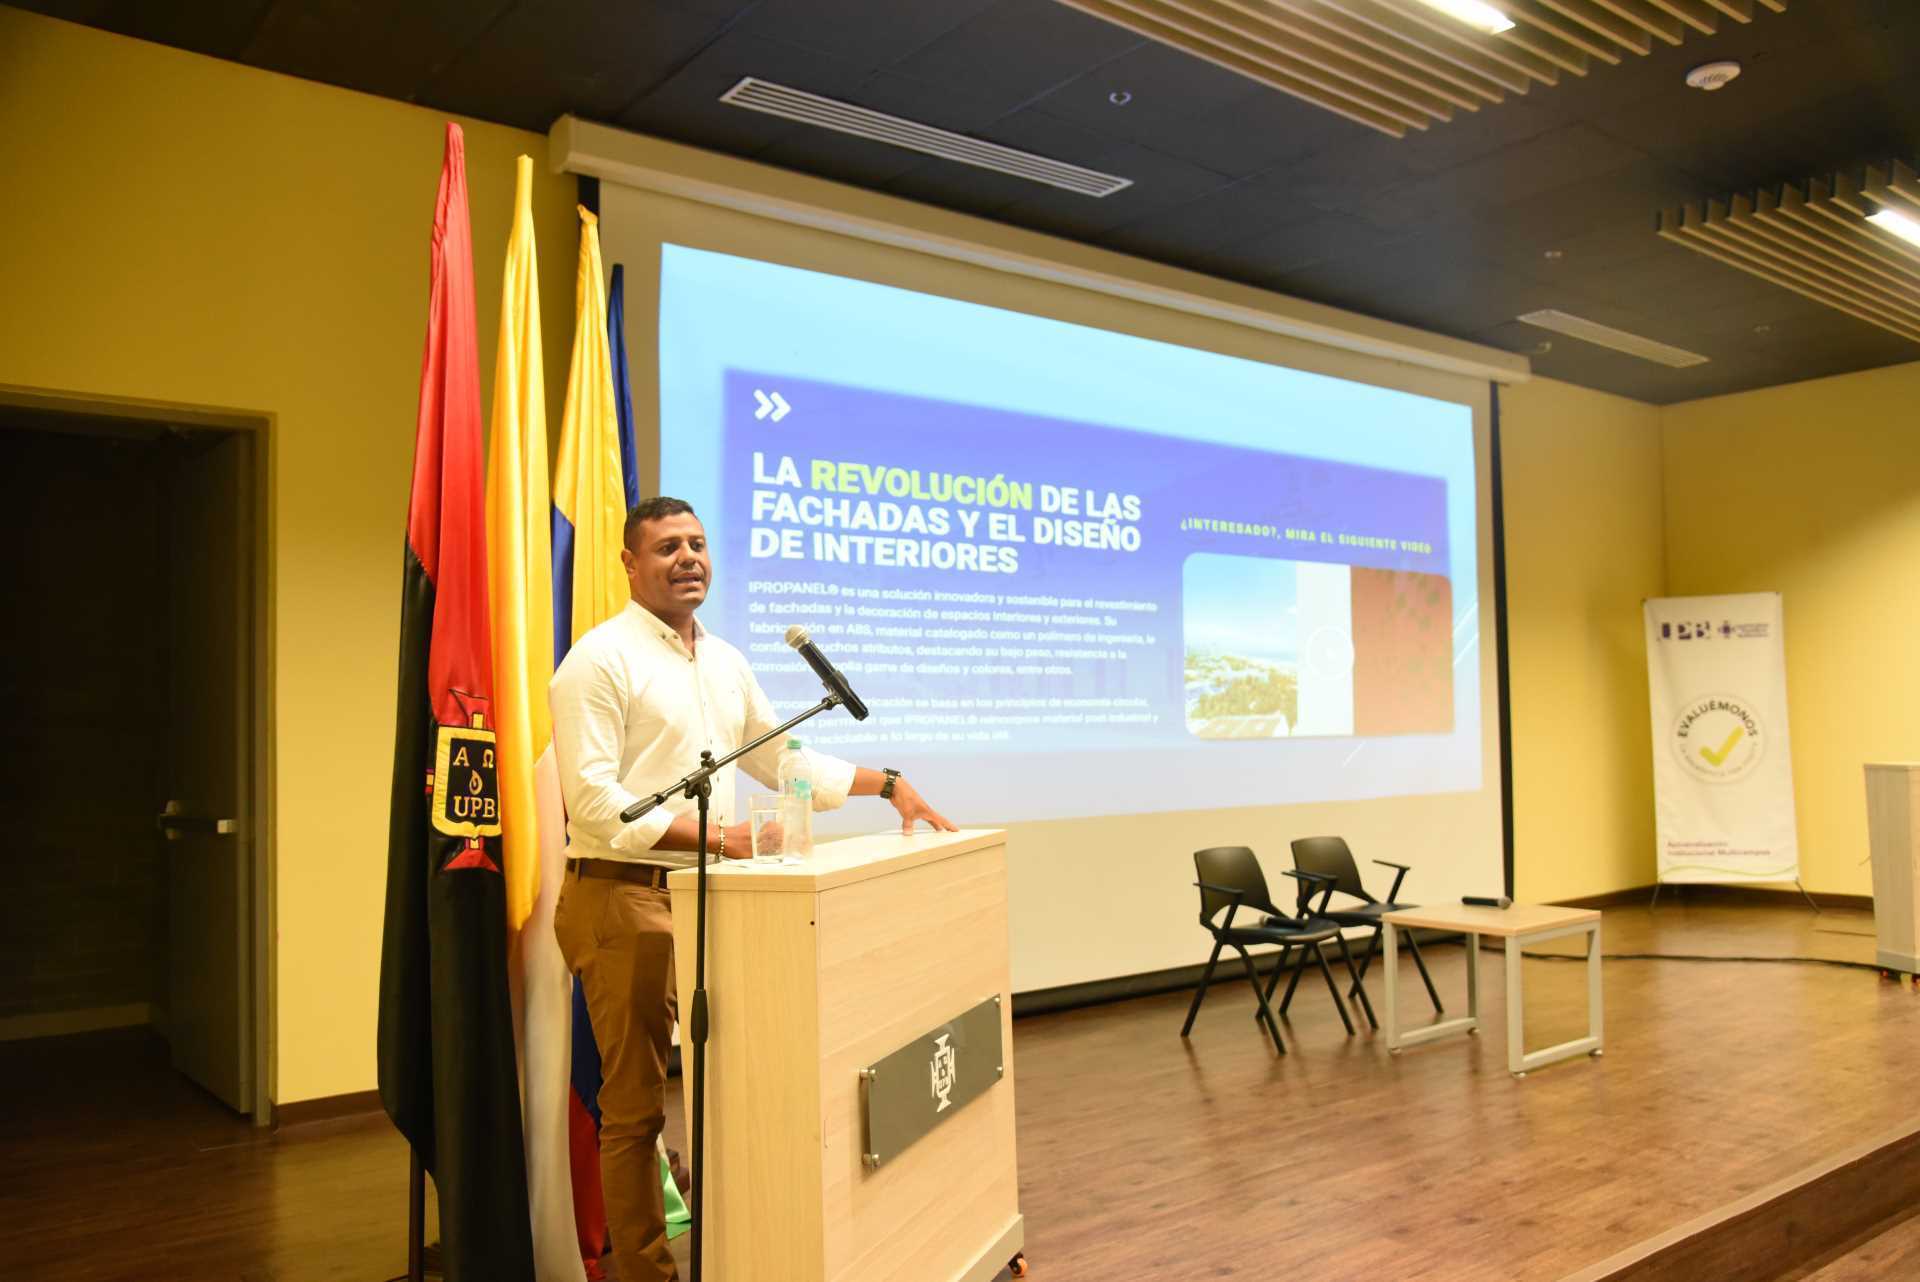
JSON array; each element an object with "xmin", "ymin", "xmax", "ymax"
[{"xmin": 625, "ymin": 599, "xmax": 705, "ymax": 658}]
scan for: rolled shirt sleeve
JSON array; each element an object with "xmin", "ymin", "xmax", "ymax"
[{"xmin": 549, "ymin": 648, "xmax": 675, "ymax": 855}]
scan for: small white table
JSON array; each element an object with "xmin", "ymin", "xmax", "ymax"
[{"xmin": 1382, "ymin": 902, "xmax": 1604, "ymax": 1077}]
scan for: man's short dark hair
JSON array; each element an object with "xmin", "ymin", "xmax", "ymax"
[{"xmin": 624, "ymin": 496, "xmax": 698, "ymax": 548}]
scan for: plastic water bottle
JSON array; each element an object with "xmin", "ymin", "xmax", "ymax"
[{"xmin": 776, "ymin": 737, "xmax": 814, "ymax": 858}]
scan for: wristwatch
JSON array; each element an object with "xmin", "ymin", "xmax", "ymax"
[{"xmin": 879, "ymin": 768, "xmax": 901, "ymax": 801}]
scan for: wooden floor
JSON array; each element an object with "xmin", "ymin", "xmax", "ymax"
[{"xmin": 2, "ymin": 896, "xmax": 1915, "ymax": 1281}]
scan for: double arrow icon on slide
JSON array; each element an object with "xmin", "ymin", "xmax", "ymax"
[{"xmin": 753, "ymin": 389, "xmax": 791, "ymax": 422}]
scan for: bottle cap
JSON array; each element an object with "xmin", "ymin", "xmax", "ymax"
[{"xmin": 786, "ymin": 737, "xmax": 803, "ymax": 749}]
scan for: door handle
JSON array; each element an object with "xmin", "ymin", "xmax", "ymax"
[{"xmin": 158, "ymin": 800, "xmax": 240, "ymax": 838}]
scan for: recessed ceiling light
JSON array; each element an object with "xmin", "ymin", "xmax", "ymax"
[
  {"xmin": 1542, "ymin": 249, "xmax": 1564, "ymax": 261},
  {"xmin": 1411, "ymin": 0, "xmax": 1515, "ymax": 35},
  {"xmin": 1753, "ymin": 323, "xmax": 1772, "ymax": 335},
  {"xmin": 1867, "ymin": 208, "xmax": 1920, "ymax": 249},
  {"xmin": 1108, "ymin": 90, "xmax": 1133, "ymax": 106},
  {"xmin": 1685, "ymin": 60, "xmax": 1741, "ymax": 91}
]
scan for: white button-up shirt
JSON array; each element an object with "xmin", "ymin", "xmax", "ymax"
[{"xmin": 549, "ymin": 601, "xmax": 856, "ymax": 869}]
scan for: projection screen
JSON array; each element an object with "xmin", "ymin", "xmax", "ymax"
[{"xmin": 598, "ymin": 170, "xmax": 1504, "ymax": 995}]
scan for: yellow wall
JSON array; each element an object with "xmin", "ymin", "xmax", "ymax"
[
  {"xmin": 1661, "ymin": 361, "xmax": 1920, "ymax": 897},
  {"xmin": 0, "ymin": 9, "xmax": 579, "ymax": 1102},
  {"xmin": 1499, "ymin": 379, "xmax": 1667, "ymax": 902}
]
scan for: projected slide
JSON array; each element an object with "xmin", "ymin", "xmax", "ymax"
[{"xmin": 659, "ymin": 245, "xmax": 1481, "ymax": 825}]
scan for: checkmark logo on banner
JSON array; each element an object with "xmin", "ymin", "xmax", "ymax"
[{"xmin": 1700, "ymin": 727, "xmax": 1744, "ymax": 767}]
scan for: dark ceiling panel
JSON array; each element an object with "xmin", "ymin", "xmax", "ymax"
[
  {"xmin": 1230, "ymin": 215, "xmax": 1403, "ymax": 284},
  {"xmin": 890, "ymin": 0, "xmax": 1143, "ymax": 120},
  {"xmin": 419, "ymin": 0, "xmax": 739, "ymax": 132},
  {"xmin": 1113, "ymin": 83, "xmax": 1355, "ymax": 181},
  {"xmin": 1023, "ymin": 39, "xmax": 1261, "ymax": 141},
  {"xmin": 13, "ymin": 0, "xmax": 275, "ymax": 59},
  {"xmin": 736, "ymin": 0, "xmax": 1000, "ymax": 68},
  {"xmin": 1100, "ymin": 180, "xmax": 1325, "ymax": 264},
  {"xmin": 1353, "ymin": 125, "xmax": 1651, "ymax": 236},
  {"xmin": 26, "ymin": 0, "xmax": 1920, "ymax": 402},
  {"xmin": 237, "ymin": 0, "xmax": 514, "ymax": 102}
]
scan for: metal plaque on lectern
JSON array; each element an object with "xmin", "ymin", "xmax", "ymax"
[{"xmin": 858, "ymin": 994, "xmax": 1004, "ymax": 1170}]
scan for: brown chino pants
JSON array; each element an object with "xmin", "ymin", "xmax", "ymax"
[{"xmin": 554, "ymin": 864, "xmax": 679, "ymax": 1282}]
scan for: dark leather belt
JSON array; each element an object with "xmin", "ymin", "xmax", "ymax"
[{"xmin": 570, "ymin": 858, "xmax": 671, "ymax": 888}]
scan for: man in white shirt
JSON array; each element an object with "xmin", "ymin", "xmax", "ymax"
[{"xmin": 550, "ymin": 495, "xmax": 953, "ymax": 1282}]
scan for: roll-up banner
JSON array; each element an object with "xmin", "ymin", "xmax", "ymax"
[{"xmin": 1644, "ymin": 593, "xmax": 1800, "ymax": 885}]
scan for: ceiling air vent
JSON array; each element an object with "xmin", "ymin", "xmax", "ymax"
[
  {"xmin": 719, "ymin": 77, "xmax": 1132, "ymax": 198},
  {"xmin": 1516, "ymin": 310, "xmax": 1710, "ymax": 368}
]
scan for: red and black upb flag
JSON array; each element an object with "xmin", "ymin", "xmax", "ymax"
[{"xmin": 377, "ymin": 123, "xmax": 534, "ymax": 1282}]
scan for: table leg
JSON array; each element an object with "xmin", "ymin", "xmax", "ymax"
[
  {"xmin": 1384, "ymin": 919, "xmax": 1400, "ymax": 1052},
  {"xmin": 1506, "ymin": 931, "xmax": 1525, "ymax": 1076},
  {"xmin": 1466, "ymin": 932, "xmax": 1479, "ymax": 1032},
  {"xmin": 1588, "ymin": 921, "xmax": 1604, "ymax": 1055}
]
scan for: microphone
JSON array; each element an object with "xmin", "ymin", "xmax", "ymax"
[
  {"xmin": 1462, "ymin": 895, "xmax": 1512, "ymax": 909},
  {"xmin": 785, "ymin": 625, "xmax": 869, "ymax": 721}
]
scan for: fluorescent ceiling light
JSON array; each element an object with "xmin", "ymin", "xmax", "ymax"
[
  {"xmin": 1412, "ymin": 0, "xmax": 1516, "ymax": 34},
  {"xmin": 1517, "ymin": 310, "xmax": 1709, "ymax": 368},
  {"xmin": 719, "ymin": 78, "xmax": 1132, "ymax": 198},
  {"xmin": 1866, "ymin": 208, "xmax": 1920, "ymax": 249}
]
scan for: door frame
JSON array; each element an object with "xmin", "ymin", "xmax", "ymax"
[{"xmin": 0, "ymin": 383, "xmax": 276, "ymax": 1127}]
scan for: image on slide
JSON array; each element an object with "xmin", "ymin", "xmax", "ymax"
[
  {"xmin": 1183, "ymin": 555, "xmax": 1300, "ymax": 739},
  {"xmin": 1184, "ymin": 553, "xmax": 1455, "ymax": 742}
]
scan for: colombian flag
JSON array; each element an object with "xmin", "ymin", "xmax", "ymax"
[
  {"xmin": 551, "ymin": 206, "xmax": 629, "ymax": 656},
  {"xmin": 552, "ymin": 205, "xmax": 636, "ymax": 1275},
  {"xmin": 376, "ymin": 122, "xmax": 536, "ymax": 1282}
]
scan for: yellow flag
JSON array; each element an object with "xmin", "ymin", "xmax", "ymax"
[
  {"xmin": 485, "ymin": 156, "xmax": 553, "ymax": 932},
  {"xmin": 552, "ymin": 205, "xmax": 630, "ymax": 646}
]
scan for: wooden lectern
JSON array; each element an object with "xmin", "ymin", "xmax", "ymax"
[{"xmin": 667, "ymin": 828, "xmax": 1023, "ymax": 1282}]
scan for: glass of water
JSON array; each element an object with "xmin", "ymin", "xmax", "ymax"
[{"xmin": 748, "ymin": 793, "xmax": 783, "ymax": 863}]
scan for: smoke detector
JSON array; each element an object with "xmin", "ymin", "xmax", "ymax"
[{"xmin": 1685, "ymin": 61, "xmax": 1742, "ymax": 91}]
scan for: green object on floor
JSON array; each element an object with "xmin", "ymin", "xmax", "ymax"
[{"xmin": 662, "ymin": 1151, "xmax": 690, "ymax": 1240}]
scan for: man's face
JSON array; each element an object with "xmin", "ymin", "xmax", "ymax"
[{"xmin": 621, "ymin": 512, "xmax": 710, "ymax": 618}]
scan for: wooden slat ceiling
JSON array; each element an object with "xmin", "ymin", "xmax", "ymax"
[
  {"xmin": 1659, "ymin": 161, "xmax": 1920, "ymax": 348},
  {"xmin": 1052, "ymin": 0, "xmax": 1788, "ymax": 137}
]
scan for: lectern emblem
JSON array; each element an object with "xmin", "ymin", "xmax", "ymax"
[{"xmin": 931, "ymin": 1033, "xmax": 957, "ymax": 1112}]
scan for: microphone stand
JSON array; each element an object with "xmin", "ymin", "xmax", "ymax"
[{"xmin": 618, "ymin": 692, "xmax": 845, "ymax": 1282}]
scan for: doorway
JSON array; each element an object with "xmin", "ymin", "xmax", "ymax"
[{"xmin": 0, "ymin": 391, "xmax": 271, "ymax": 1125}]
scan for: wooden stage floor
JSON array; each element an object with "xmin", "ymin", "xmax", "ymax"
[{"xmin": 2, "ymin": 897, "xmax": 1917, "ymax": 1281}]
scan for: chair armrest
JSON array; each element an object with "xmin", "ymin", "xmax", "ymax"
[
  {"xmin": 1195, "ymin": 880, "xmax": 1246, "ymax": 899},
  {"xmin": 1282, "ymin": 870, "xmax": 1337, "ymax": 917},
  {"xmin": 1372, "ymin": 860, "xmax": 1411, "ymax": 903}
]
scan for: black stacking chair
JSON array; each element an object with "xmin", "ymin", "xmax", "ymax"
[
  {"xmin": 1180, "ymin": 846, "xmax": 1372, "ymax": 1054},
  {"xmin": 1290, "ymin": 836, "xmax": 1443, "ymax": 1015}
]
